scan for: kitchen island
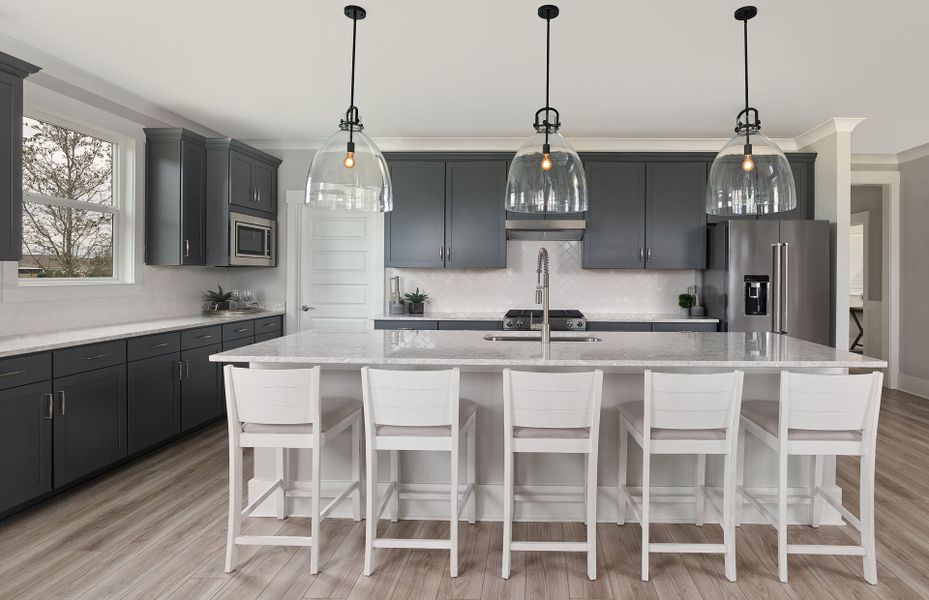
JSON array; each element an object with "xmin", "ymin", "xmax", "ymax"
[{"xmin": 211, "ymin": 329, "xmax": 886, "ymax": 524}]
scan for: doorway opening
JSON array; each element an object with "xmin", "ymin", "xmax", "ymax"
[{"xmin": 849, "ymin": 185, "xmax": 885, "ymax": 361}]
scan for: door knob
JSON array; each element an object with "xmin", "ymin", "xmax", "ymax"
[{"xmin": 301, "ymin": 305, "xmax": 314, "ymax": 311}]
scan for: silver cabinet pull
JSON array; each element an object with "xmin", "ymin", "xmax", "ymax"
[
  {"xmin": 177, "ymin": 361, "xmax": 184, "ymax": 381},
  {"xmin": 58, "ymin": 391, "xmax": 66, "ymax": 416},
  {"xmin": 263, "ymin": 322, "xmax": 276, "ymax": 327},
  {"xmin": 183, "ymin": 360, "xmax": 190, "ymax": 380},
  {"xmin": 184, "ymin": 239, "xmax": 190, "ymax": 257},
  {"xmin": 196, "ymin": 334, "xmax": 214, "ymax": 339},
  {"xmin": 257, "ymin": 188, "xmax": 261, "ymax": 204},
  {"xmin": 234, "ymin": 328, "xmax": 248, "ymax": 333},
  {"xmin": 646, "ymin": 248, "xmax": 652, "ymax": 262},
  {"xmin": 0, "ymin": 369, "xmax": 26, "ymax": 378},
  {"xmin": 638, "ymin": 247, "xmax": 645, "ymax": 263},
  {"xmin": 84, "ymin": 353, "xmax": 111, "ymax": 361},
  {"xmin": 445, "ymin": 247, "xmax": 450, "ymax": 262},
  {"xmin": 44, "ymin": 393, "xmax": 53, "ymax": 419},
  {"xmin": 439, "ymin": 246, "xmax": 445, "ymax": 261},
  {"xmin": 149, "ymin": 342, "xmax": 169, "ymax": 349}
]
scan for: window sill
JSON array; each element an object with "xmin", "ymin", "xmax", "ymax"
[{"xmin": 1, "ymin": 279, "xmax": 142, "ymax": 303}]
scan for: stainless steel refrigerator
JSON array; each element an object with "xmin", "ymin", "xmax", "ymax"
[{"xmin": 705, "ymin": 220, "xmax": 831, "ymax": 346}]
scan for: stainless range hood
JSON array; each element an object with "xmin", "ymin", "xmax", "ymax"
[{"xmin": 505, "ymin": 218, "xmax": 586, "ymax": 241}]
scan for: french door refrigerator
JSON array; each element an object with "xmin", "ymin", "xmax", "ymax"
[{"xmin": 705, "ymin": 220, "xmax": 831, "ymax": 346}]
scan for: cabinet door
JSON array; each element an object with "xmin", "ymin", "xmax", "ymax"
[
  {"xmin": 0, "ymin": 71, "xmax": 23, "ymax": 261},
  {"xmin": 583, "ymin": 162, "xmax": 645, "ymax": 269},
  {"xmin": 0, "ymin": 381, "xmax": 52, "ymax": 514},
  {"xmin": 445, "ymin": 161, "xmax": 506, "ymax": 268},
  {"xmin": 53, "ymin": 365, "xmax": 127, "ymax": 487},
  {"xmin": 127, "ymin": 354, "xmax": 181, "ymax": 454},
  {"xmin": 385, "ymin": 161, "xmax": 446, "ymax": 267},
  {"xmin": 181, "ymin": 343, "xmax": 222, "ymax": 431},
  {"xmin": 180, "ymin": 140, "xmax": 206, "ymax": 265},
  {"xmin": 645, "ymin": 163, "xmax": 707, "ymax": 270},
  {"xmin": 252, "ymin": 160, "xmax": 276, "ymax": 214},
  {"xmin": 228, "ymin": 150, "xmax": 254, "ymax": 209},
  {"xmin": 758, "ymin": 157, "xmax": 814, "ymax": 221}
]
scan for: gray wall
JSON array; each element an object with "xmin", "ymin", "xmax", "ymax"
[
  {"xmin": 850, "ymin": 185, "xmax": 883, "ymax": 301},
  {"xmin": 899, "ymin": 156, "xmax": 929, "ymax": 381}
]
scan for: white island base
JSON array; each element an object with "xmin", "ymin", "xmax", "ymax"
[{"xmin": 212, "ymin": 329, "xmax": 889, "ymax": 527}]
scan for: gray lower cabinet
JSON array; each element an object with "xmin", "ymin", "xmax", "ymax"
[
  {"xmin": 444, "ymin": 161, "xmax": 506, "ymax": 268},
  {"xmin": 645, "ymin": 163, "xmax": 707, "ymax": 270},
  {"xmin": 180, "ymin": 343, "xmax": 222, "ymax": 431},
  {"xmin": 0, "ymin": 52, "xmax": 40, "ymax": 262},
  {"xmin": 127, "ymin": 353, "xmax": 181, "ymax": 454},
  {"xmin": 437, "ymin": 320, "xmax": 502, "ymax": 331},
  {"xmin": 583, "ymin": 162, "xmax": 646, "ymax": 269},
  {"xmin": 0, "ymin": 381, "xmax": 52, "ymax": 515},
  {"xmin": 652, "ymin": 322, "xmax": 718, "ymax": 332},
  {"xmin": 374, "ymin": 320, "xmax": 439, "ymax": 330},
  {"xmin": 587, "ymin": 322, "xmax": 652, "ymax": 332},
  {"xmin": 255, "ymin": 331, "xmax": 283, "ymax": 343},
  {"xmin": 52, "ymin": 365, "xmax": 127, "ymax": 488},
  {"xmin": 385, "ymin": 161, "xmax": 446, "ymax": 267}
]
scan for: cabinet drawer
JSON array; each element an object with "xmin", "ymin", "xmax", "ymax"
[
  {"xmin": 181, "ymin": 326, "xmax": 221, "ymax": 350},
  {"xmin": 437, "ymin": 320, "xmax": 502, "ymax": 331},
  {"xmin": 374, "ymin": 320, "xmax": 439, "ymax": 330},
  {"xmin": 0, "ymin": 353, "xmax": 51, "ymax": 391},
  {"xmin": 255, "ymin": 331, "xmax": 283, "ymax": 343},
  {"xmin": 54, "ymin": 341, "xmax": 126, "ymax": 378},
  {"xmin": 254, "ymin": 315, "xmax": 283, "ymax": 335},
  {"xmin": 223, "ymin": 321, "xmax": 255, "ymax": 341},
  {"xmin": 652, "ymin": 322, "xmax": 718, "ymax": 332},
  {"xmin": 128, "ymin": 332, "xmax": 181, "ymax": 362},
  {"xmin": 223, "ymin": 337, "xmax": 255, "ymax": 352},
  {"xmin": 587, "ymin": 322, "xmax": 651, "ymax": 332}
]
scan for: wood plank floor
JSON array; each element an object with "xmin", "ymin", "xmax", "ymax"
[{"xmin": 2, "ymin": 387, "xmax": 928, "ymax": 600}]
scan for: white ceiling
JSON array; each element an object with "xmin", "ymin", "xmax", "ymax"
[{"xmin": 0, "ymin": 0, "xmax": 924, "ymax": 154}]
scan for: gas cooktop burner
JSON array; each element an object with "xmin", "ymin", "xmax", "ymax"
[{"xmin": 503, "ymin": 309, "xmax": 587, "ymax": 331}]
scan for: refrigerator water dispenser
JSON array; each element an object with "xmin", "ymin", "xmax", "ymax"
[{"xmin": 744, "ymin": 275, "xmax": 769, "ymax": 316}]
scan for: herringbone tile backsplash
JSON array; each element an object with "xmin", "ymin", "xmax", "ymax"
[{"xmin": 387, "ymin": 241, "xmax": 699, "ymax": 314}]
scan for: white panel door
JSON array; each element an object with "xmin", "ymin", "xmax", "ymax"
[{"xmin": 298, "ymin": 207, "xmax": 383, "ymax": 331}]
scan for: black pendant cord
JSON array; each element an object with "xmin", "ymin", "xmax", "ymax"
[
  {"xmin": 743, "ymin": 17, "xmax": 750, "ymax": 149},
  {"xmin": 544, "ymin": 15, "xmax": 551, "ymax": 150},
  {"xmin": 733, "ymin": 6, "xmax": 759, "ymax": 150},
  {"xmin": 348, "ymin": 13, "xmax": 358, "ymax": 148}
]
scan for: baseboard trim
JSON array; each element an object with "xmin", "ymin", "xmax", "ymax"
[{"xmin": 898, "ymin": 373, "xmax": 929, "ymax": 400}]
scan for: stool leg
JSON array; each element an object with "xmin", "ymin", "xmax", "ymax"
[
  {"xmin": 310, "ymin": 446, "xmax": 321, "ymax": 575},
  {"xmin": 617, "ymin": 418, "xmax": 628, "ymax": 526},
  {"xmin": 586, "ymin": 451, "xmax": 598, "ymax": 581},
  {"xmin": 275, "ymin": 448, "xmax": 287, "ymax": 520},
  {"xmin": 810, "ymin": 455, "xmax": 823, "ymax": 528},
  {"xmin": 583, "ymin": 457, "xmax": 589, "ymax": 527},
  {"xmin": 695, "ymin": 454, "xmax": 706, "ymax": 526},
  {"xmin": 364, "ymin": 447, "xmax": 377, "ymax": 576},
  {"xmin": 467, "ymin": 423, "xmax": 476, "ymax": 524},
  {"xmin": 861, "ymin": 454, "xmax": 878, "ymax": 584},
  {"xmin": 641, "ymin": 449, "xmax": 651, "ymax": 582},
  {"xmin": 502, "ymin": 446, "xmax": 513, "ymax": 579},
  {"xmin": 450, "ymin": 440, "xmax": 460, "ymax": 578},
  {"xmin": 389, "ymin": 450, "xmax": 400, "ymax": 523},
  {"xmin": 224, "ymin": 445, "xmax": 243, "ymax": 573},
  {"xmin": 778, "ymin": 447, "xmax": 789, "ymax": 583},
  {"xmin": 736, "ymin": 425, "xmax": 746, "ymax": 526},
  {"xmin": 352, "ymin": 417, "xmax": 362, "ymax": 522},
  {"xmin": 723, "ymin": 453, "xmax": 737, "ymax": 582}
]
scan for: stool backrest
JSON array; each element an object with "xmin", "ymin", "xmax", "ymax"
[
  {"xmin": 503, "ymin": 369, "xmax": 604, "ymax": 429},
  {"xmin": 362, "ymin": 367, "xmax": 460, "ymax": 427},
  {"xmin": 223, "ymin": 365, "xmax": 319, "ymax": 425},
  {"xmin": 645, "ymin": 370, "xmax": 744, "ymax": 432},
  {"xmin": 780, "ymin": 371, "xmax": 883, "ymax": 434}
]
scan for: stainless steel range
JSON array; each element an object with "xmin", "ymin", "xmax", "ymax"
[{"xmin": 503, "ymin": 309, "xmax": 587, "ymax": 331}]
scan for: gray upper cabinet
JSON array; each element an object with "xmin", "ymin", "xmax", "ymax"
[
  {"xmin": 0, "ymin": 52, "xmax": 40, "ymax": 262},
  {"xmin": 144, "ymin": 128, "xmax": 207, "ymax": 266},
  {"xmin": 0, "ymin": 380, "xmax": 52, "ymax": 516},
  {"xmin": 707, "ymin": 152, "xmax": 816, "ymax": 224},
  {"xmin": 582, "ymin": 162, "xmax": 645, "ymax": 269},
  {"xmin": 229, "ymin": 150, "xmax": 253, "ymax": 208},
  {"xmin": 645, "ymin": 162, "xmax": 707, "ymax": 270},
  {"xmin": 252, "ymin": 160, "xmax": 276, "ymax": 213},
  {"xmin": 445, "ymin": 161, "xmax": 507, "ymax": 268},
  {"xmin": 385, "ymin": 160, "xmax": 446, "ymax": 268},
  {"xmin": 208, "ymin": 140, "xmax": 280, "ymax": 215},
  {"xmin": 385, "ymin": 155, "xmax": 508, "ymax": 269}
]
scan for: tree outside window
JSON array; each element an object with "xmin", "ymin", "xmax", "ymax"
[{"xmin": 19, "ymin": 116, "xmax": 117, "ymax": 279}]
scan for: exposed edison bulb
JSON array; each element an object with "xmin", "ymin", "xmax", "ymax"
[
  {"xmin": 541, "ymin": 153, "xmax": 553, "ymax": 171},
  {"xmin": 741, "ymin": 154, "xmax": 754, "ymax": 172},
  {"xmin": 343, "ymin": 151, "xmax": 355, "ymax": 169}
]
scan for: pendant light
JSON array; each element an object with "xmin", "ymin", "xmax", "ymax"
[
  {"xmin": 305, "ymin": 5, "xmax": 392, "ymax": 212},
  {"xmin": 706, "ymin": 6, "xmax": 796, "ymax": 216},
  {"xmin": 505, "ymin": 5, "xmax": 588, "ymax": 214}
]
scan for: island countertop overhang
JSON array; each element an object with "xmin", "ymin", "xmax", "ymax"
[{"xmin": 209, "ymin": 330, "xmax": 887, "ymax": 370}]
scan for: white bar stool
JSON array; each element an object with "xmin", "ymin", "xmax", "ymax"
[
  {"xmin": 223, "ymin": 365, "xmax": 362, "ymax": 575},
  {"xmin": 501, "ymin": 369, "xmax": 604, "ymax": 581},
  {"xmin": 740, "ymin": 371, "xmax": 883, "ymax": 584},
  {"xmin": 361, "ymin": 367, "xmax": 476, "ymax": 577},
  {"xmin": 617, "ymin": 370, "xmax": 744, "ymax": 582}
]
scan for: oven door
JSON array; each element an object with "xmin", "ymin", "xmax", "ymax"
[{"xmin": 230, "ymin": 215, "xmax": 275, "ymax": 266}]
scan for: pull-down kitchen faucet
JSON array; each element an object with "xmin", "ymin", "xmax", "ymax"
[{"xmin": 535, "ymin": 247, "xmax": 551, "ymax": 345}]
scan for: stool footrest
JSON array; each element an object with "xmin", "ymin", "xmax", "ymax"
[
  {"xmin": 235, "ymin": 535, "xmax": 313, "ymax": 547},
  {"xmin": 650, "ymin": 542, "xmax": 727, "ymax": 554},
  {"xmin": 373, "ymin": 538, "xmax": 451, "ymax": 550},
  {"xmin": 787, "ymin": 544, "xmax": 866, "ymax": 556},
  {"xmin": 510, "ymin": 541, "xmax": 589, "ymax": 553}
]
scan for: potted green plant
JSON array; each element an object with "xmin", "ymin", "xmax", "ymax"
[
  {"xmin": 678, "ymin": 293, "xmax": 695, "ymax": 318},
  {"xmin": 202, "ymin": 285, "xmax": 233, "ymax": 312},
  {"xmin": 403, "ymin": 288, "xmax": 429, "ymax": 315}
]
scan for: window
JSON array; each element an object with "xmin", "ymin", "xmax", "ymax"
[{"xmin": 19, "ymin": 116, "xmax": 118, "ymax": 280}]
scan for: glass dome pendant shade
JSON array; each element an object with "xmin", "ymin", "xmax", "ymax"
[
  {"xmin": 305, "ymin": 5, "xmax": 392, "ymax": 212},
  {"xmin": 505, "ymin": 5, "xmax": 588, "ymax": 214},
  {"xmin": 706, "ymin": 6, "xmax": 796, "ymax": 216}
]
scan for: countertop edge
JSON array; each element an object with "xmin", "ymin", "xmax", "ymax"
[{"xmin": 375, "ymin": 313, "xmax": 721, "ymax": 324}]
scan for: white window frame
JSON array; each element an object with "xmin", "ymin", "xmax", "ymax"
[{"xmin": 1, "ymin": 102, "xmax": 140, "ymax": 302}]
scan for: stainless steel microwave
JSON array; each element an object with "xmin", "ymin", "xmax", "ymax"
[{"xmin": 229, "ymin": 212, "xmax": 276, "ymax": 267}]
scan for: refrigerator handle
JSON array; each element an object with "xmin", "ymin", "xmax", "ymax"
[
  {"xmin": 771, "ymin": 243, "xmax": 783, "ymax": 334},
  {"xmin": 781, "ymin": 243, "xmax": 789, "ymax": 335}
]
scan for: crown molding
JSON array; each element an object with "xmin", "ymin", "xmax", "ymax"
[
  {"xmin": 795, "ymin": 118, "xmax": 866, "ymax": 149},
  {"xmin": 851, "ymin": 153, "xmax": 898, "ymax": 166},
  {"xmin": 896, "ymin": 141, "xmax": 929, "ymax": 165}
]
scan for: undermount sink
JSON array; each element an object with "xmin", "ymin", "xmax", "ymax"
[{"xmin": 483, "ymin": 334, "xmax": 602, "ymax": 343}]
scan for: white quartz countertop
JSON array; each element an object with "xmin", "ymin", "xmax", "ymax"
[
  {"xmin": 375, "ymin": 312, "xmax": 719, "ymax": 323},
  {"xmin": 210, "ymin": 329, "xmax": 886, "ymax": 369},
  {"xmin": 0, "ymin": 310, "xmax": 285, "ymax": 359}
]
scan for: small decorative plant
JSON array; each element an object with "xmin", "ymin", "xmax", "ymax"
[
  {"xmin": 403, "ymin": 288, "xmax": 429, "ymax": 315},
  {"xmin": 678, "ymin": 293, "xmax": 695, "ymax": 317},
  {"xmin": 202, "ymin": 285, "xmax": 233, "ymax": 311}
]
